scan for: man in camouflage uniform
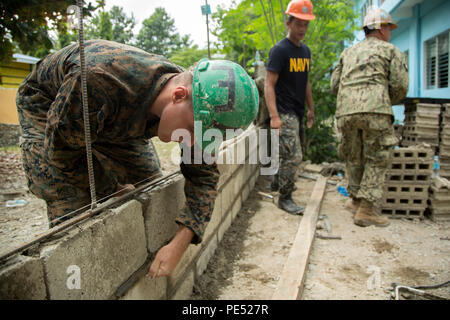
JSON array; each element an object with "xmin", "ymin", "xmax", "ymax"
[
  {"xmin": 16, "ymin": 39, "xmax": 257, "ymax": 278},
  {"xmin": 265, "ymin": 0, "xmax": 316, "ymax": 214},
  {"xmin": 330, "ymin": 8, "xmax": 409, "ymax": 227}
]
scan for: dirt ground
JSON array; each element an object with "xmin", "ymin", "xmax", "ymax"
[{"xmin": 191, "ymin": 174, "xmax": 450, "ymax": 300}]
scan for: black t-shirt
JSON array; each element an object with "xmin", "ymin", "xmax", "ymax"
[{"xmin": 266, "ymin": 37, "xmax": 311, "ymax": 119}]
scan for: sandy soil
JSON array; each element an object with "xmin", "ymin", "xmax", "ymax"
[{"xmin": 191, "ymin": 174, "xmax": 450, "ymax": 300}]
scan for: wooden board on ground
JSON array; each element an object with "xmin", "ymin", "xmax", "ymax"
[{"xmin": 272, "ymin": 175, "xmax": 328, "ymax": 300}]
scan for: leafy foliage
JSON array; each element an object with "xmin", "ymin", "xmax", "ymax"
[
  {"xmin": 0, "ymin": 0, "xmax": 97, "ymax": 62},
  {"xmin": 135, "ymin": 7, "xmax": 192, "ymax": 57},
  {"xmin": 85, "ymin": 6, "xmax": 135, "ymax": 44},
  {"xmin": 58, "ymin": 4, "xmax": 136, "ymax": 50},
  {"xmin": 168, "ymin": 45, "xmax": 211, "ymax": 69}
]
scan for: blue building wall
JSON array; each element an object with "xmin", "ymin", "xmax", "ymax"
[{"xmin": 418, "ymin": 0, "xmax": 450, "ymax": 98}]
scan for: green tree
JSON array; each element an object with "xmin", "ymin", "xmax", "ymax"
[
  {"xmin": 136, "ymin": 7, "xmax": 192, "ymax": 57},
  {"xmin": 0, "ymin": 0, "xmax": 97, "ymax": 62},
  {"xmin": 168, "ymin": 45, "xmax": 210, "ymax": 69},
  {"xmin": 85, "ymin": 6, "xmax": 135, "ymax": 44},
  {"xmin": 57, "ymin": 5, "xmax": 136, "ymax": 51}
]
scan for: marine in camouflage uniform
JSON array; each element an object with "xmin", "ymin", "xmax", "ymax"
[
  {"xmin": 16, "ymin": 40, "xmax": 219, "ymax": 244},
  {"xmin": 331, "ymin": 25, "xmax": 409, "ymax": 225}
]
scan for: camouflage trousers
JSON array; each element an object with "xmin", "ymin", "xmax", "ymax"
[
  {"xmin": 337, "ymin": 113, "xmax": 398, "ymax": 205},
  {"xmin": 20, "ymin": 139, "xmax": 162, "ymax": 227},
  {"xmin": 277, "ymin": 112, "xmax": 303, "ymax": 195}
]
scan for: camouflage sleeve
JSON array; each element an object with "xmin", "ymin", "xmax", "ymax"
[
  {"xmin": 330, "ymin": 55, "xmax": 343, "ymax": 95},
  {"xmin": 389, "ymin": 47, "xmax": 409, "ymax": 105},
  {"xmin": 175, "ymin": 147, "xmax": 220, "ymax": 245},
  {"xmin": 45, "ymin": 67, "xmax": 118, "ymax": 188}
]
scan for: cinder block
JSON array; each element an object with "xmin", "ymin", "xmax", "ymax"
[
  {"xmin": 390, "ymin": 148, "xmax": 434, "ymax": 162},
  {"xmin": 218, "ymin": 210, "xmax": 233, "ymax": 242},
  {"xmin": 167, "ymin": 243, "xmax": 201, "ymax": 293},
  {"xmin": 169, "ymin": 270, "xmax": 194, "ymax": 300},
  {"xmin": 242, "ymin": 182, "xmax": 251, "ymax": 202},
  {"xmin": 381, "ymin": 196, "xmax": 427, "ymax": 209},
  {"xmin": 381, "ymin": 208, "xmax": 425, "ymax": 218},
  {"xmin": 41, "ymin": 200, "xmax": 148, "ymax": 300},
  {"xmin": 203, "ymin": 193, "xmax": 222, "ymax": 241},
  {"xmin": 221, "ymin": 178, "xmax": 236, "ymax": 214},
  {"xmin": 231, "ymin": 194, "xmax": 242, "ymax": 220},
  {"xmin": 196, "ymin": 235, "xmax": 218, "ymax": 276},
  {"xmin": 120, "ymin": 275, "xmax": 167, "ymax": 300},
  {"xmin": 385, "ymin": 173, "xmax": 430, "ymax": 184},
  {"xmin": 249, "ymin": 166, "xmax": 259, "ymax": 189},
  {"xmin": 405, "ymin": 103, "xmax": 441, "ymax": 114},
  {"xmin": 388, "ymin": 161, "xmax": 432, "ymax": 174},
  {"xmin": 0, "ymin": 255, "xmax": 47, "ymax": 299},
  {"xmin": 384, "ymin": 184, "xmax": 428, "ymax": 198},
  {"xmin": 233, "ymin": 166, "xmax": 245, "ymax": 196},
  {"xmin": 217, "ymin": 163, "xmax": 234, "ymax": 188},
  {"xmin": 143, "ymin": 175, "xmax": 185, "ymax": 253}
]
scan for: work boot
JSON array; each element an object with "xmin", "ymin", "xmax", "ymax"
[
  {"xmin": 345, "ymin": 198, "xmax": 360, "ymax": 215},
  {"xmin": 353, "ymin": 199, "xmax": 390, "ymax": 227},
  {"xmin": 278, "ymin": 194, "xmax": 305, "ymax": 215}
]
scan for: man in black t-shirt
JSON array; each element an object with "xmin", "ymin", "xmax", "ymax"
[{"xmin": 264, "ymin": 0, "xmax": 316, "ymax": 214}]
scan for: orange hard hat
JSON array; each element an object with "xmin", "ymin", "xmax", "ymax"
[{"xmin": 285, "ymin": 0, "xmax": 316, "ymax": 21}]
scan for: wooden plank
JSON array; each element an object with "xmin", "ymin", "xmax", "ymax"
[{"xmin": 272, "ymin": 175, "xmax": 328, "ymax": 300}]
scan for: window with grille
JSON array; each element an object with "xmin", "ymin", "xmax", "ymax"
[{"xmin": 425, "ymin": 30, "xmax": 449, "ymax": 89}]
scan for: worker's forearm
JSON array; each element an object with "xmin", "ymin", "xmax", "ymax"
[
  {"xmin": 306, "ymin": 80, "xmax": 314, "ymax": 112},
  {"xmin": 170, "ymin": 224, "xmax": 194, "ymax": 250},
  {"xmin": 264, "ymin": 84, "xmax": 280, "ymax": 120}
]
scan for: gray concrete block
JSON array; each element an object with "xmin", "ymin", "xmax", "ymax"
[
  {"xmin": 168, "ymin": 243, "xmax": 201, "ymax": 292},
  {"xmin": 231, "ymin": 194, "xmax": 242, "ymax": 221},
  {"xmin": 221, "ymin": 178, "xmax": 235, "ymax": 214},
  {"xmin": 0, "ymin": 255, "xmax": 47, "ymax": 299},
  {"xmin": 218, "ymin": 211, "xmax": 233, "ymax": 242},
  {"xmin": 41, "ymin": 200, "xmax": 148, "ymax": 300},
  {"xmin": 143, "ymin": 175, "xmax": 185, "ymax": 253},
  {"xmin": 120, "ymin": 275, "xmax": 167, "ymax": 300},
  {"xmin": 203, "ymin": 193, "xmax": 222, "ymax": 241},
  {"xmin": 196, "ymin": 236, "xmax": 218, "ymax": 277},
  {"xmin": 170, "ymin": 270, "xmax": 194, "ymax": 300},
  {"xmin": 242, "ymin": 183, "xmax": 251, "ymax": 203}
]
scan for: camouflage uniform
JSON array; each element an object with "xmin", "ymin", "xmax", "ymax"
[
  {"xmin": 16, "ymin": 40, "xmax": 219, "ymax": 244},
  {"xmin": 331, "ymin": 36, "xmax": 409, "ymax": 204},
  {"xmin": 278, "ymin": 112, "xmax": 303, "ymax": 195}
]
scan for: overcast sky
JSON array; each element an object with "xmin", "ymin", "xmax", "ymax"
[{"xmin": 104, "ymin": 0, "xmax": 230, "ymax": 48}]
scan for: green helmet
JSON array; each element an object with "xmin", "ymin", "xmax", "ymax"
[{"xmin": 192, "ymin": 58, "xmax": 259, "ymax": 151}]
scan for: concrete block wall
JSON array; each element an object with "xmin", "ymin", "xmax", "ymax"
[
  {"xmin": 381, "ymin": 145, "xmax": 433, "ymax": 218},
  {"xmin": 439, "ymin": 104, "xmax": 450, "ymax": 180},
  {"xmin": 0, "ymin": 126, "xmax": 262, "ymax": 300},
  {"xmin": 428, "ymin": 177, "xmax": 450, "ymax": 221},
  {"xmin": 402, "ymin": 103, "xmax": 441, "ymax": 150}
]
